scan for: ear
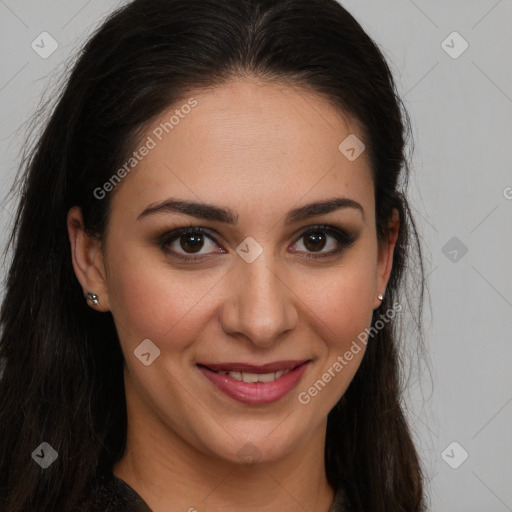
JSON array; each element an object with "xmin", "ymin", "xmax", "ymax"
[
  {"xmin": 67, "ymin": 206, "xmax": 111, "ymax": 312},
  {"xmin": 373, "ymin": 207, "xmax": 400, "ymax": 310}
]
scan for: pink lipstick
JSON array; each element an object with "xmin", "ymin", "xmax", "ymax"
[{"xmin": 197, "ymin": 359, "xmax": 311, "ymax": 405}]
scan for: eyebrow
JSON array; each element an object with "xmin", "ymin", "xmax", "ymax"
[{"xmin": 137, "ymin": 197, "xmax": 364, "ymax": 225}]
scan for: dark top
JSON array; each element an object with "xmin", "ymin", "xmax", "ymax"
[
  {"xmin": 79, "ymin": 473, "xmax": 152, "ymax": 511},
  {"xmin": 81, "ymin": 472, "xmax": 352, "ymax": 511}
]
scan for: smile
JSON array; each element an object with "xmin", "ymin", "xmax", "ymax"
[
  {"xmin": 211, "ymin": 369, "xmax": 291, "ymax": 382},
  {"xmin": 196, "ymin": 360, "xmax": 311, "ymax": 405}
]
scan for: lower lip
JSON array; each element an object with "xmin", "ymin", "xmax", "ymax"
[{"xmin": 198, "ymin": 362, "xmax": 310, "ymax": 405}]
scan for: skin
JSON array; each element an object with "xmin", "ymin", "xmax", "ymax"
[{"xmin": 68, "ymin": 77, "xmax": 399, "ymax": 512}]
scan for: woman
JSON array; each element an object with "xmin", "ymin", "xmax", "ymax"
[{"xmin": 0, "ymin": 0, "xmax": 427, "ymax": 510}]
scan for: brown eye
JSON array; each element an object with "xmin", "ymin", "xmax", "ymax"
[
  {"xmin": 291, "ymin": 225, "xmax": 357, "ymax": 259},
  {"xmin": 178, "ymin": 232, "xmax": 205, "ymax": 254},
  {"xmin": 303, "ymin": 231, "xmax": 327, "ymax": 252},
  {"xmin": 159, "ymin": 226, "xmax": 223, "ymax": 260}
]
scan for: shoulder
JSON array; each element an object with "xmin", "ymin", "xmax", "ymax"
[{"xmin": 75, "ymin": 472, "xmax": 152, "ymax": 512}]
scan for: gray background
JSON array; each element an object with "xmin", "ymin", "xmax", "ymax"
[{"xmin": 1, "ymin": 1, "xmax": 511, "ymax": 510}]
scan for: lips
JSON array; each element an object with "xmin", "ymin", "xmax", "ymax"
[{"xmin": 197, "ymin": 359, "xmax": 311, "ymax": 405}]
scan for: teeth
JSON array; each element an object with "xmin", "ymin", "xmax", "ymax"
[
  {"xmin": 256, "ymin": 372, "xmax": 276, "ymax": 383},
  {"xmin": 218, "ymin": 370, "xmax": 291, "ymax": 382},
  {"xmin": 242, "ymin": 372, "xmax": 258, "ymax": 383}
]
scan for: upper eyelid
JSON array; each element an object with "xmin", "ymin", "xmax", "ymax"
[{"xmin": 162, "ymin": 223, "xmax": 355, "ymax": 250}]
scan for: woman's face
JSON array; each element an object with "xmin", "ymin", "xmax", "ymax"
[{"xmin": 71, "ymin": 77, "xmax": 397, "ymax": 465}]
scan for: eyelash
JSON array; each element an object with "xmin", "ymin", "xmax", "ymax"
[{"xmin": 157, "ymin": 223, "xmax": 357, "ymax": 262}]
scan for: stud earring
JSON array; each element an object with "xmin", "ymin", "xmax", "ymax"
[
  {"xmin": 85, "ymin": 292, "xmax": 100, "ymax": 306},
  {"xmin": 377, "ymin": 293, "xmax": 384, "ymax": 301}
]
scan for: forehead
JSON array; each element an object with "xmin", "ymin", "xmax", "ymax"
[{"xmin": 109, "ymin": 77, "xmax": 374, "ymax": 224}]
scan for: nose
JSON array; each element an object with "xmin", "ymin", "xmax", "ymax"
[{"xmin": 220, "ymin": 251, "xmax": 298, "ymax": 348}]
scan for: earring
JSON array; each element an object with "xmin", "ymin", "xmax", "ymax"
[
  {"xmin": 377, "ymin": 293, "xmax": 384, "ymax": 301},
  {"xmin": 85, "ymin": 292, "xmax": 100, "ymax": 306}
]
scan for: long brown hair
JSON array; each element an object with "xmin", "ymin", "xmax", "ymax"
[{"xmin": 0, "ymin": 0, "xmax": 427, "ymax": 510}]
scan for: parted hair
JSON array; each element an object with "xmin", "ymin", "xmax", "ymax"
[{"xmin": 0, "ymin": 1, "xmax": 426, "ymax": 510}]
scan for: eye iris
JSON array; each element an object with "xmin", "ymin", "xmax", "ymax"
[
  {"xmin": 304, "ymin": 231, "xmax": 326, "ymax": 252},
  {"xmin": 180, "ymin": 233, "xmax": 204, "ymax": 253}
]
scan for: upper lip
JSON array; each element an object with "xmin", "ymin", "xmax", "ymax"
[{"xmin": 197, "ymin": 359, "xmax": 310, "ymax": 374}]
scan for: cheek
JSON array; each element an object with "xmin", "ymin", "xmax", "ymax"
[
  {"xmin": 294, "ymin": 267, "xmax": 374, "ymax": 412},
  {"xmin": 294, "ymin": 252, "xmax": 376, "ymax": 381},
  {"xmin": 105, "ymin": 244, "xmax": 219, "ymax": 351},
  {"xmin": 301, "ymin": 255, "xmax": 377, "ymax": 334}
]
